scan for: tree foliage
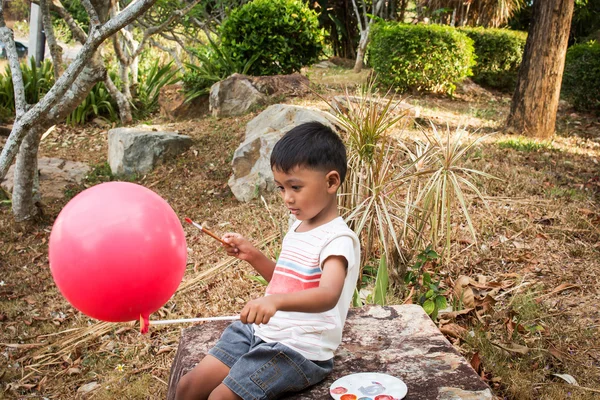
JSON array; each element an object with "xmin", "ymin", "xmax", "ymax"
[{"xmin": 220, "ymin": 0, "xmax": 324, "ymax": 76}]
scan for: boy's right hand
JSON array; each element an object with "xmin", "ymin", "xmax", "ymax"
[{"xmin": 222, "ymin": 233, "xmax": 257, "ymax": 262}]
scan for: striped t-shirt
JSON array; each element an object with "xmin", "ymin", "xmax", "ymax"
[{"xmin": 253, "ymin": 217, "xmax": 360, "ymax": 361}]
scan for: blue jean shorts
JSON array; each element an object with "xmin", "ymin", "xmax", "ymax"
[{"xmin": 208, "ymin": 321, "xmax": 334, "ymax": 400}]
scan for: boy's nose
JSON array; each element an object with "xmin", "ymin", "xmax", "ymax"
[{"xmin": 284, "ymin": 193, "xmax": 294, "ymax": 204}]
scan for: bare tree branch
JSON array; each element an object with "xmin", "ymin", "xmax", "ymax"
[
  {"xmin": 130, "ymin": 0, "xmax": 202, "ymax": 60},
  {"xmin": 82, "ymin": 0, "xmax": 101, "ymax": 28},
  {"xmin": 351, "ymin": 0, "xmax": 365, "ymax": 32},
  {"xmin": 49, "ymin": 0, "xmax": 88, "ymax": 44},
  {"xmin": 0, "ymin": 5, "xmax": 28, "ymax": 118},
  {"xmin": 104, "ymin": 72, "xmax": 132, "ymax": 124},
  {"xmin": 40, "ymin": 0, "xmax": 63, "ymax": 80},
  {"xmin": 150, "ymin": 38, "xmax": 184, "ymax": 72},
  {"xmin": 0, "ymin": 0, "xmax": 158, "ymax": 181}
]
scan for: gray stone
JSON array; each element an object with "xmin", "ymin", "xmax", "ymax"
[
  {"xmin": 167, "ymin": 305, "xmax": 492, "ymax": 400},
  {"xmin": 209, "ymin": 73, "xmax": 311, "ymax": 118},
  {"xmin": 1, "ymin": 158, "xmax": 90, "ymax": 200},
  {"xmin": 210, "ymin": 74, "xmax": 268, "ymax": 118},
  {"xmin": 228, "ymin": 104, "xmax": 335, "ymax": 202},
  {"xmin": 313, "ymin": 60, "xmax": 338, "ymax": 69},
  {"xmin": 108, "ymin": 126, "xmax": 192, "ymax": 176}
]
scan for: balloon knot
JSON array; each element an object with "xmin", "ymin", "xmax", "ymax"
[{"xmin": 140, "ymin": 314, "xmax": 149, "ymax": 334}]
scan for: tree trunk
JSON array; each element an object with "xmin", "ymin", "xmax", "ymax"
[
  {"xmin": 12, "ymin": 127, "xmax": 42, "ymax": 220},
  {"xmin": 506, "ymin": 0, "xmax": 575, "ymax": 139},
  {"xmin": 105, "ymin": 73, "xmax": 133, "ymax": 125},
  {"xmin": 353, "ymin": 29, "xmax": 369, "ymax": 73},
  {"xmin": 399, "ymin": 0, "xmax": 408, "ymax": 22}
]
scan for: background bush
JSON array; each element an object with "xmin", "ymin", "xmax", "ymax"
[
  {"xmin": 369, "ymin": 23, "xmax": 475, "ymax": 95},
  {"xmin": 562, "ymin": 41, "xmax": 600, "ymax": 114},
  {"xmin": 220, "ymin": 0, "xmax": 324, "ymax": 76},
  {"xmin": 0, "ymin": 58, "xmax": 54, "ymax": 122},
  {"xmin": 459, "ymin": 27, "xmax": 526, "ymax": 91}
]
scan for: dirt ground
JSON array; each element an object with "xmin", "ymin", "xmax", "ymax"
[{"xmin": 1, "ymin": 71, "xmax": 600, "ymax": 399}]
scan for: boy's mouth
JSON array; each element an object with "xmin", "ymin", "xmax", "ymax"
[{"xmin": 288, "ymin": 208, "xmax": 300, "ymax": 215}]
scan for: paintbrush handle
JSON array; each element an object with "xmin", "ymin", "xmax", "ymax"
[
  {"xmin": 202, "ymin": 227, "xmax": 227, "ymax": 245},
  {"xmin": 151, "ymin": 316, "xmax": 240, "ymax": 325}
]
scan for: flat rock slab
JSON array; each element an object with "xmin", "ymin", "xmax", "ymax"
[
  {"xmin": 108, "ymin": 126, "xmax": 193, "ymax": 176},
  {"xmin": 1, "ymin": 157, "xmax": 90, "ymax": 200},
  {"xmin": 167, "ymin": 305, "xmax": 492, "ymax": 400}
]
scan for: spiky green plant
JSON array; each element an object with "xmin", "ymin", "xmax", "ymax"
[
  {"xmin": 412, "ymin": 123, "xmax": 498, "ymax": 259},
  {"xmin": 183, "ymin": 39, "xmax": 258, "ymax": 102},
  {"xmin": 321, "ymin": 78, "xmax": 497, "ymax": 288},
  {"xmin": 66, "ymin": 81, "xmax": 117, "ymax": 125},
  {"xmin": 320, "ymin": 78, "xmax": 427, "ymax": 283},
  {"xmin": 133, "ymin": 60, "xmax": 180, "ymax": 119}
]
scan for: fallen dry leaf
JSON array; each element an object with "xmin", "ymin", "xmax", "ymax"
[
  {"xmin": 552, "ymin": 373, "xmax": 579, "ymax": 386},
  {"xmin": 440, "ymin": 323, "xmax": 467, "ymax": 339},
  {"xmin": 492, "ymin": 342, "xmax": 529, "ymax": 355},
  {"xmin": 470, "ymin": 352, "xmax": 482, "ymax": 373},
  {"xmin": 439, "ymin": 308, "xmax": 474, "ymax": 319}
]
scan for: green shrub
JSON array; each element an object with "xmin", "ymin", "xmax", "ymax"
[
  {"xmin": 369, "ymin": 22, "xmax": 475, "ymax": 94},
  {"xmin": 220, "ymin": 0, "xmax": 324, "ymax": 76},
  {"xmin": 459, "ymin": 27, "xmax": 527, "ymax": 91},
  {"xmin": 562, "ymin": 41, "xmax": 600, "ymax": 114},
  {"xmin": 183, "ymin": 40, "xmax": 258, "ymax": 101}
]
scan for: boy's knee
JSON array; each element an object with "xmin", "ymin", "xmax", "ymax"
[{"xmin": 175, "ymin": 373, "xmax": 195, "ymax": 400}]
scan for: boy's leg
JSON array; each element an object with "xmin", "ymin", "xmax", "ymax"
[
  {"xmin": 175, "ymin": 355, "xmax": 230, "ymax": 400},
  {"xmin": 208, "ymin": 384, "xmax": 242, "ymax": 400},
  {"xmin": 176, "ymin": 321, "xmax": 255, "ymax": 400}
]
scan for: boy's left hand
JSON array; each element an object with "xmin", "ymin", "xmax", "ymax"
[{"xmin": 240, "ymin": 296, "xmax": 278, "ymax": 325}]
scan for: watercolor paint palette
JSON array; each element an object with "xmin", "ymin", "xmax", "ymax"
[{"xmin": 329, "ymin": 372, "xmax": 408, "ymax": 400}]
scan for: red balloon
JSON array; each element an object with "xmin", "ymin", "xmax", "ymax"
[{"xmin": 49, "ymin": 182, "xmax": 187, "ymax": 331}]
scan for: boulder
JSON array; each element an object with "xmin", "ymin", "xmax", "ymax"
[
  {"xmin": 167, "ymin": 305, "xmax": 492, "ymax": 400},
  {"xmin": 228, "ymin": 104, "xmax": 334, "ymax": 202},
  {"xmin": 108, "ymin": 126, "xmax": 193, "ymax": 176},
  {"xmin": 209, "ymin": 73, "xmax": 311, "ymax": 118},
  {"xmin": 158, "ymin": 84, "xmax": 209, "ymax": 121},
  {"xmin": 1, "ymin": 158, "xmax": 90, "ymax": 200}
]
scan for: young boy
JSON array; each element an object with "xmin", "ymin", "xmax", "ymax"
[{"xmin": 175, "ymin": 121, "xmax": 360, "ymax": 400}]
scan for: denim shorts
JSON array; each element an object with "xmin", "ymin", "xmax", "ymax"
[{"xmin": 208, "ymin": 321, "xmax": 334, "ymax": 400}]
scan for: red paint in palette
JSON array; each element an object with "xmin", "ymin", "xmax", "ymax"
[
  {"xmin": 331, "ymin": 387, "xmax": 348, "ymax": 394},
  {"xmin": 374, "ymin": 396, "xmax": 395, "ymax": 400},
  {"xmin": 341, "ymin": 395, "xmax": 358, "ymax": 400}
]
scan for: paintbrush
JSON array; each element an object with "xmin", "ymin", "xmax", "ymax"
[{"xmin": 184, "ymin": 217, "xmax": 227, "ymax": 245}]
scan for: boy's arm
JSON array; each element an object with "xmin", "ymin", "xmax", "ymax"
[
  {"xmin": 222, "ymin": 233, "xmax": 276, "ymax": 281},
  {"xmin": 240, "ymin": 255, "xmax": 347, "ymax": 324}
]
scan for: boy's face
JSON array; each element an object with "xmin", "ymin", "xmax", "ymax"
[{"xmin": 272, "ymin": 166, "xmax": 339, "ymax": 224}]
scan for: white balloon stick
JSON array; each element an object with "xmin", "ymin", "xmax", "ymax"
[{"xmin": 150, "ymin": 315, "xmax": 240, "ymax": 325}]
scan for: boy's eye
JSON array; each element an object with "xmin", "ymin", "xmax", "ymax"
[
  {"xmin": 291, "ymin": 186, "xmax": 301, "ymax": 190},
  {"xmin": 277, "ymin": 186, "xmax": 284, "ymax": 192}
]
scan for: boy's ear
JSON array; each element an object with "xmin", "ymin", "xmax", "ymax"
[{"xmin": 325, "ymin": 171, "xmax": 341, "ymax": 192}]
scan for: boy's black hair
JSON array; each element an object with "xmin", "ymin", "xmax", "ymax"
[{"xmin": 270, "ymin": 121, "xmax": 347, "ymax": 183}]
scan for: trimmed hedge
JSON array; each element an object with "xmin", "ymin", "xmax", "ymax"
[
  {"xmin": 459, "ymin": 27, "xmax": 527, "ymax": 91},
  {"xmin": 562, "ymin": 41, "xmax": 600, "ymax": 114},
  {"xmin": 369, "ymin": 23, "xmax": 475, "ymax": 95},
  {"xmin": 220, "ymin": 0, "xmax": 324, "ymax": 76}
]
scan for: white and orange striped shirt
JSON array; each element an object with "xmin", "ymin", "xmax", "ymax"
[{"xmin": 254, "ymin": 217, "xmax": 360, "ymax": 361}]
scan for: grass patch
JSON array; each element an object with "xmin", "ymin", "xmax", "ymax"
[
  {"xmin": 545, "ymin": 187, "xmax": 589, "ymax": 201},
  {"xmin": 498, "ymin": 137, "xmax": 554, "ymax": 152},
  {"xmin": 85, "ymin": 162, "xmax": 114, "ymax": 185}
]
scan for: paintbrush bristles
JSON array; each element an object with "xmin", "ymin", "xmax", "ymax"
[{"xmin": 185, "ymin": 218, "xmax": 227, "ymax": 245}]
